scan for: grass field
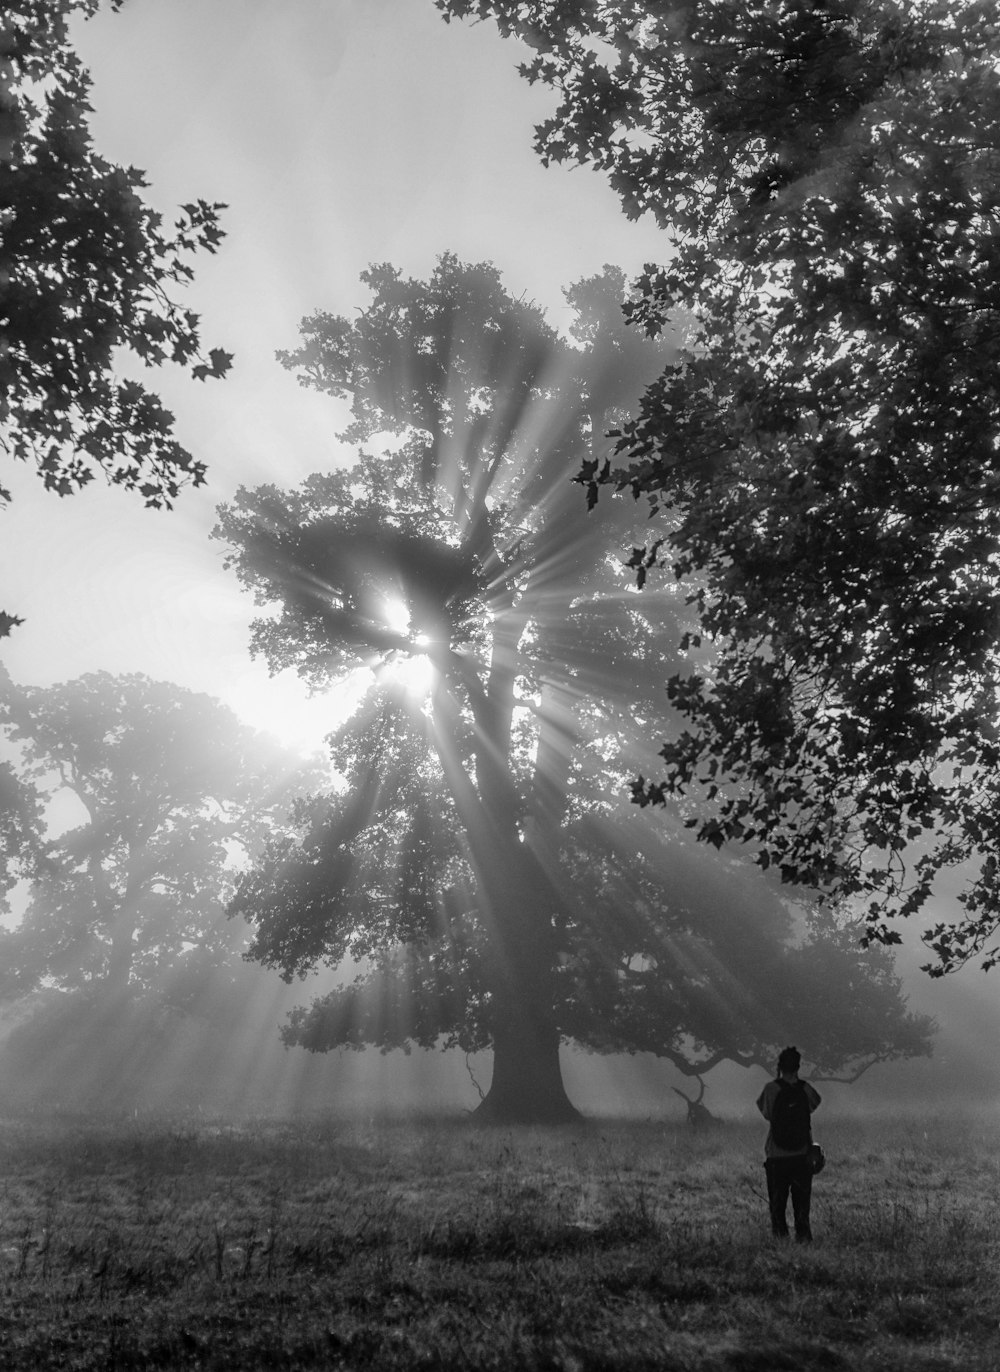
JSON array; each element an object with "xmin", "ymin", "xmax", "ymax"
[{"xmin": 0, "ymin": 1111, "xmax": 996, "ymax": 1370}]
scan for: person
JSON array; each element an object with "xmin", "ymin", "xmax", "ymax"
[{"xmin": 756, "ymin": 1045, "xmax": 821, "ymax": 1242}]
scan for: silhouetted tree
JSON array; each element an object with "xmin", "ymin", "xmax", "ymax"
[
  {"xmin": 0, "ymin": 0, "xmax": 231, "ymax": 634},
  {"xmin": 437, "ymin": 0, "xmax": 1000, "ymax": 974},
  {"xmin": 0, "ymin": 671, "xmax": 312, "ymax": 1001},
  {"xmin": 217, "ymin": 256, "xmax": 932, "ymax": 1122},
  {"xmin": 0, "ymin": 762, "xmax": 41, "ymax": 913},
  {"xmin": 0, "ymin": 672, "xmax": 44, "ymax": 926}
]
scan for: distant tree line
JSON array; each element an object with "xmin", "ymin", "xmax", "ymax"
[
  {"xmin": 0, "ymin": 668, "xmax": 325, "ymax": 1106},
  {"xmin": 0, "ymin": 668, "xmax": 312, "ymax": 1001}
]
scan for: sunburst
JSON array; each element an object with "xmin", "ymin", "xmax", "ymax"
[{"xmin": 375, "ymin": 596, "xmax": 437, "ymax": 702}]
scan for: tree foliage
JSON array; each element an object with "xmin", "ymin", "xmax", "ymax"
[
  {"xmin": 0, "ymin": 0, "xmax": 231, "ymax": 634},
  {"xmin": 217, "ymin": 256, "xmax": 931, "ymax": 1118},
  {"xmin": 0, "ymin": 757, "xmax": 42, "ymax": 911},
  {"xmin": 0, "ymin": 671, "xmax": 311, "ymax": 1001},
  {"xmin": 437, "ymin": 0, "xmax": 1000, "ymax": 973}
]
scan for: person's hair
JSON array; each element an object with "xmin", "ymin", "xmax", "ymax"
[{"xmin": 777, "ymin": 1045, "xmax": 801, "ymax": 1075}]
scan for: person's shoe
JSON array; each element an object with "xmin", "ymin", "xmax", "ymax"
[{"xmin": 795, "ymin": 1230, "xmax": 812, "ymax": 1243}]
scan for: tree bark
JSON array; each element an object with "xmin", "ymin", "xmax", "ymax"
[
  {"xmin": 464, "ymin": 824, "xmax": 581, "ymax": 1124},
  {"xmin": 472, "ymin": 992, "xmax": 580, "ymax": 1124},
  {"xmin": 430, "ymin": 674, "xmax": 581, "ymax": 1123},
  {"xmin": 105, "ymin": 903, "xmax": 136, "ymax": 998},
  {"xmin": 465, "ymin": 795, "xmax": 580, "ymax": 1124},
  {"xmin": 104, "ymin": 846, "xmax": 144, "ymax": 999}
]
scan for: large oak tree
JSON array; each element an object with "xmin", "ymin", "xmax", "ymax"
[
  {"xmin": 437, "ymin": 0, "xmax": 1000, "ymax": 973},
  {"xmin": 217, "ymin": 256, "xmax": 931, "ymax": 1122}
]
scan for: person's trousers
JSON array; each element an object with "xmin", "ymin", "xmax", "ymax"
[{"xmin": 764, "ymin": 1155, "xmax": 813, "ymax": 1240}]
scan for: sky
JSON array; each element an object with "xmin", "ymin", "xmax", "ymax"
[{"xmin": 3, "ymin": 0, "xmax": 998, "ymax": 1110}]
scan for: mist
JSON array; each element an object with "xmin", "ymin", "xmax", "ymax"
[{"xmin": 4, "ymin": 3, "xmax": 1000, "ymax": 1368}]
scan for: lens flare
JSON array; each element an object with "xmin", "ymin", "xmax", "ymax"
[{"xmin": 374, "ymin": 597, "xmax": 437, "ymax": 701}]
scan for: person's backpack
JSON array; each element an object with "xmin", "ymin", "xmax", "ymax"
[{"xmin": 770, "ymin": 1080, "xmax": 812, "ymax": 1150}]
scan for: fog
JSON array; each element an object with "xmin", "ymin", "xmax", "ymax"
[{"xmin": 2, "ymin": 759, "xmax": 995, "ymax": 1121}]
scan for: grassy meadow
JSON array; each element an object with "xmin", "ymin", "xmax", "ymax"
[{"xmin": 0, "ymin": 1110, "xmax": 996, "ymax": 1370}]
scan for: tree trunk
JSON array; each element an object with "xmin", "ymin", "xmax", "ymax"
[
  {"xmin": 104, "ymin": 859, "xmax": 139, "ymax": 999},
  {"xmin": 466, "ymin": 824, "xmax": 580, "ymax": 1124},
  {"xmin": 105, "ymin": 906, "xmax": 136, "ymax": 999},
  {"xmin": 473, "ymin": 993, "xmax": 580, "ymax": 1124},
  {"xmin": 431, "ymin": 651, "xmax": 582, "ymax": 1124},
  {"xmin": 467, "ymin": 681, "xmax": 583, "ymax": 1123}
]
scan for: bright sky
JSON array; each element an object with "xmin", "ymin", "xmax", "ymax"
[
  {"xmin": 2, "ymin": 0, "xmax": 667, "ymax": 754},
  {"xmin": 3, "ymin": 0, "xmax": 996, "ymax": 1092}
]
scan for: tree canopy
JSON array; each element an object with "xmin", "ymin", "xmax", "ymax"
[
  {"xmin": 437, "ymin": 0, "xmax": 1000, "ymax": 974},
  {"xmin": 217, "ymin": 255, "xmax": 932, "ymax": 1121},
  {"xmin": 0, "ymin": 670, "xmax": 310, "ymax": 1001},
  {"xmin": 0, "ymin": 0, "xmax": 231, "ymax": 634},
  {"xmin": 0, "ymin": 753, "xmax": 42, "ymax": 912}
]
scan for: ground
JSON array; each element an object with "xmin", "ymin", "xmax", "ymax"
[{"xmin": 0, "ymin": 1111, "xmax": 996, "ymax": 1369}]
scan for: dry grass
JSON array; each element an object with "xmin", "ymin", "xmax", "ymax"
[{"xmin": 0, "ymin": 1111, "xmax": 997, "ymax": 1369}]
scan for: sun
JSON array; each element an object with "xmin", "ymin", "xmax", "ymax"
[
  {"xmin": 385, "ymin": 642, "xmax": 436, "ymax": 700},
  {"xmin": 225, "ymin": 661, "xmax": 367, "ymax": 756},
  {"xmin": 377, "ymin": 596, "xmax": 437, "ymax": 701}
]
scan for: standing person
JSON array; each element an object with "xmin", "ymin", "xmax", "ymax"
[{"xmin": 756, "ymin": 1046, "xmax": 821, "ymax": 1242}]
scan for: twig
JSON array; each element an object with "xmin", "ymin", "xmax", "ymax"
[{"xmin": 464, "ymin": 1053, "xmax": 485, "ymax": 1103}]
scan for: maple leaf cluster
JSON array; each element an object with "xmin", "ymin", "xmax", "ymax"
[
  {"xmin": 1, "ymin": 1, "xmax": 232, "ymax": 630},
  {"xmin": 437, "ymin": 0, "xmax": 1000, "ymax": 972}
]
